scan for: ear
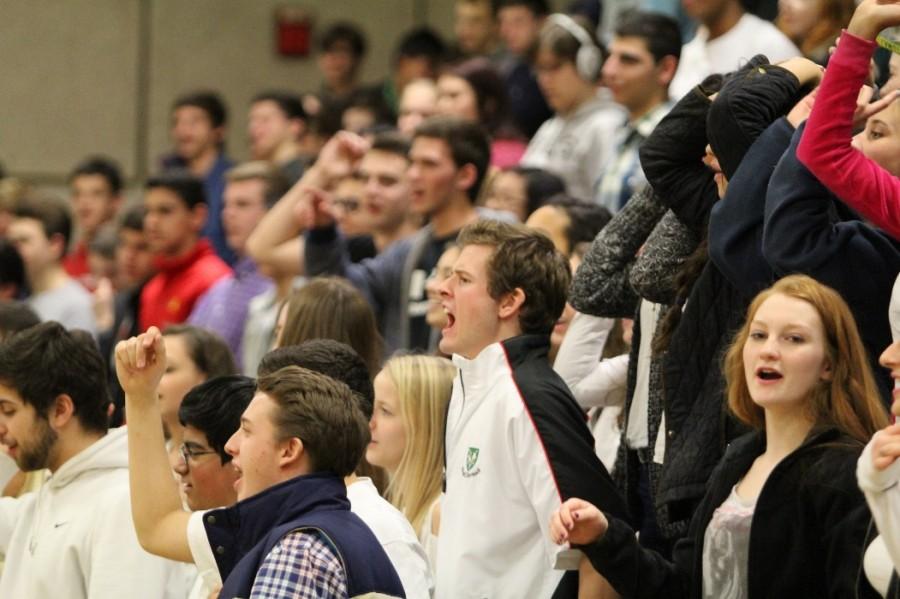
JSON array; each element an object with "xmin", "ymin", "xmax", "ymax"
[
  {"xmin": 657, "ymin": 55, "xmax": 679, "ymax": 87},
  {"xmin": 190, "ymin": 203, "xmax": 209, "ymax": 233},
  {"xmin": 48, "ymin": 394, "xmax": 76, "ymax": 429},
  {"xmin": 497, "ymin": 287, "xmax": 526, "ymax": 321},
  {"xmin": 289, "ymin": 118, "xmax": 306, "ymax": 142},
  {"xmin": 212, "ymin": 125, "xmax": 227, "ymax": 147},
  {"xmin": 279, "ymin": 436, "xmax": 304, "ymax": 468},
  {"xmin": 0, "ymin": 282, "xmax": 17, "ymax": 301},
  {"xmin": 820, "ymin": 359, "xmax": 833, "ymax": 382},
  {"xmin": 48, "ymin": 232, "xmax": 67, "ymax": 261},
  {"xmin": 455, "ymin": 163, "xmax": 479, "ymax": 196}
]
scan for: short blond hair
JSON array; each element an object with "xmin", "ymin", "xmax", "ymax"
[{"xmin": 224, "ymin": 161, "xmax": 290, "ymax": 208}]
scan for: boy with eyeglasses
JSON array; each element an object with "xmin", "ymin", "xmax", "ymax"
[
  {"xmin": 173, "ymin": 375, "xmax": 255, "ymax": 512},
  {"xmin": 171, "ymin": 375, "xmax": 256, "ymax": 598}
]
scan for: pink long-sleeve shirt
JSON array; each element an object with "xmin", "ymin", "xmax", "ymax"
[{"xmin": 797, "ymin": 30, "xmax": 900, "ymax": 240}]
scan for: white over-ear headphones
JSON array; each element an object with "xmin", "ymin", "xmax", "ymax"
[{"xmin": 547, "ymin": 13, "xmax": 602, "ymax": 82}]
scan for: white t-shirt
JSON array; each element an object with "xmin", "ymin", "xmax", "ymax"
[
  {"xmin": 187, "ymin": 510, "xmax": 221, "ymax": 597},
  {"xmin": 669, "ymin": 13, "xmax": 801, "ymax": 100},
  {"xmin": 625, "ymin": 300, "xmax": 662, "ymax": 450},
  {"xmin": 347, "ymin": 478, "xmax": 434, "ymax": 599}
]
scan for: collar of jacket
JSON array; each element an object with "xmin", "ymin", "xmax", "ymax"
[
  {"xmin": 722, "ymin": 424, "xmax": 859, "ymax": 470},
  {"xmin": 152, "ymin": 238, "xmax": 217, "ymax": 273},
  {"xmin": 203, "ymin": 471, "xmax": 349, "ymax": 581},
  {"xmin": 451, "ymin": 334, "xmax": 550, "ymax": 391}
]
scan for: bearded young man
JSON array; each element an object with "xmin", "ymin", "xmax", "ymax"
[{"xmin": 0, "ymin": 322, "xmax": 186, "ymax": 598}]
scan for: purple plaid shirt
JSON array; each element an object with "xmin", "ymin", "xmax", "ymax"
[
  {"xmin": 188, "ymin": 256, "xmax": 272, "ymax": 370},
  {"xmin": 250, "ymin": 530, "xmax": 348, "ymax": 598}
]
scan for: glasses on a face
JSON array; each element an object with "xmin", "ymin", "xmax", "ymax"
[{"xmin": 179, "ymin": 444, "xmax": 219, "ymax": 467}]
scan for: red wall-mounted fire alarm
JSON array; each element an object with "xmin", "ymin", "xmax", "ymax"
[{"xmin": 275, "ymin": 6, "xmax": 313, "ymax": 57}]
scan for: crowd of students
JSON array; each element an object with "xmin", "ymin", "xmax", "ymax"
[{"xmin": 1, "ymin": 0, "xmax": 900, "ymax": 596}]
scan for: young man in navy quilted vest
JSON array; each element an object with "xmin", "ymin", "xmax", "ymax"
[{"xmin": 115, "ymin": 326, "xmax": 405, "ymax": 598}]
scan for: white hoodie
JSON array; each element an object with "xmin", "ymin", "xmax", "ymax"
[{"xmin": 0, "ymin": 426, "xmax": 187, "ymax": 598}]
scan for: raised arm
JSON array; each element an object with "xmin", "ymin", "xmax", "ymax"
[
  {"xmin": 115, "ymin": 327, "xmax": 193, "ymax": 563},
  {"xmin": 796, "ymin": 0, "xmax": 900, "ymax": 238},
  {"xmin": 639, "ymin": 74, "xmax": 730, "ymax": 234},
  {"xmin": 707, "ymin": 119, "xmax": 793, "ymax": 296},
  {"xmin": 629, "ymin": 210, "xmax": 701, "ymax": 305},
  {"xmin": 569, "ymin": 186, "xmax": 667, "ymax": 318},
  {"xmin": 797, "ymin": 23, "xmax": 900, "ymax": 239},
  {"xmin": 247, "ymin": 131, "xmax": 369, "ymax": 275},
  {"xmin": 704, "ymin": 57, "xmax": 816, "ymax": 295},
  {"xmin": 763, "ymin": 124, "xmax": 899, "ymax": 279},
  {"xmin": 763, "ymin": 124, "xmax": 900, "ymax": 400}
]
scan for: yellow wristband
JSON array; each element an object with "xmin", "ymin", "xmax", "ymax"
[{"xmin": 876, "ymin": 35, "xmax": 900, "ymax": 55}]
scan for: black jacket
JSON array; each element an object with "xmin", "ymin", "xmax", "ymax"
[
  {"xmin": 654, "ymin": 262, "xmax": 750, "ymax": 534},
  {"xmin": 652, "ymin": 62, "xmax": 815, "ymax": 539},
  {"xmin": 581, "ymin": 427, "xmax": 880, "ymax": 599}
]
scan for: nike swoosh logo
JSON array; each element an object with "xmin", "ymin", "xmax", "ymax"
[{"xmin": 53, "ymin": 522, "xmax": 68, "ymax": 528}]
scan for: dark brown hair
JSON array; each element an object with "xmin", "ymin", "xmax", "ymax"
[
  {"xmin": 258, "ymin": 365, "xmax": 370, "ymax": 477},
  {"xmin": 413, "ymin": 116, "xmax": 491, "ymax": 202},
  {"xmin": 14, "ymin": 194, "xmax": 73, "ymax": 250},
  {"xmin": 161, "ymin": 324, "xmax": 238, "ymax": 379},
  {"xmin": 278, "ymin": 277, "xmax": 383, "ymax": 375},
  {"xmin": 457, "ymin": 219, "xmax": 570, "ymax": 335}
]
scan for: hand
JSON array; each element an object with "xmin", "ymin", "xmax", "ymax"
[
  {"xmin": 871, "ymin": 423, "xmax": 900, "ymax": 470},
  {"xmin": 778, "ymin": 56, "xmax": 824, "ymax": 87},
  {"xmin": 787, "ymin": 87, "xmax": 819, "ymax": 127},
  {"xmin": 310, "ymin": 131, "xmax": 369, "ymax": 187},
  {"xmin": 848, "ymin": 0, "xmax": 900, "ymax": 41},
  {"xmin": 294, "ymin": 186, "xmax": 336, "ymax": 230},
  {"xmin": 854, "ymin": 86, "xmax": 900, "ymax": 129},
  {"xmin": 550, "ymin": 498, "xmax": 609, "ymax": 546},
  {"xmin": 114, "ymin": 327, "xmax": 167, "ymax": 399},
  {"xmin": 92, "ymin": 277, "xmax": 115, "ymax": 332}
]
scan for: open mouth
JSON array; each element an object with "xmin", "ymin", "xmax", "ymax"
[
  {"xmin": 443, "ymin": 310, "xmax": 456, "ymax": 332},
  {"xmin": 756, "ymin": 367, "xmax": 783, "ymax": 381}
]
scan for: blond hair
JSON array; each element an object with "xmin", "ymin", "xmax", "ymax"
[
  {"xmin": 383, "ymin": 355, "xmax": 456, "ymax": 531},
  {"xmin": 724, "ymin": 275, "xmax": 888, "ymax": 443}
]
